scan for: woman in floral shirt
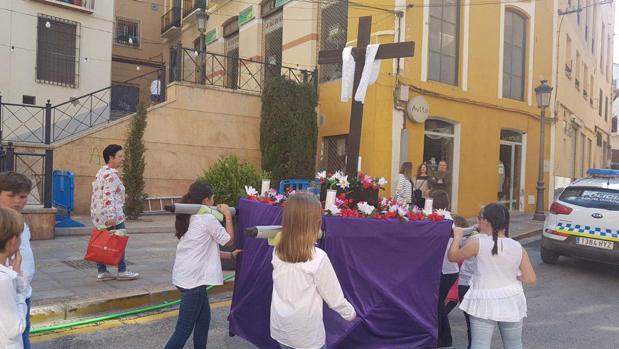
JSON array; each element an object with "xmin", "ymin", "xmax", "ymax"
[{"xmin": 90, "ymin": 144, "xmax": 139, "ymax": 281}]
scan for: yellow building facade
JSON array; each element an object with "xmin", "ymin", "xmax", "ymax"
[
  {"xmin": 318, "ymin": 1, "xmax": 557, "ymax": 217},
  {"xmin": 551, "ymin": 0, "xmax": 614, "ymax": 192}
]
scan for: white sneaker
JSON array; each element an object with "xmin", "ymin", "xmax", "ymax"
[
  {"xmin": 117, "ymin": 270, "xmax": 140, "ymax": 281},
  {"xmin": 97, "ymin": 271, "xmax": 116, "ymax": 282}
]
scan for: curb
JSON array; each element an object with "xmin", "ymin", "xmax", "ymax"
[
  {"xmin": 513, "ymin": 228, "xmax": 542, "ymax": 242},
  {"xmin": 31, "ymin": 281, "xmax": 234, "ymax": 327}
]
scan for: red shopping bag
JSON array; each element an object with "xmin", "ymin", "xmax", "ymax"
[{"xmin": 84, "ymin": 229, "xmax": 128, "ymax": 266}]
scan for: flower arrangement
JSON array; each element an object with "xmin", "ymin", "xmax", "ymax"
[
  {"xmin": 326, "ymin": 194, "xmax": 445, "ymax": 221},
  {"xmin": 315, "ymin": 171, "xmax": 387, "ymax": 191},
  {"xmin": 244, "ymin": 186, "xmax": 446, "ymax": 222},
  {"xmin": 244, "ymin": 186, "xmax": 290, "ymax": 206}
]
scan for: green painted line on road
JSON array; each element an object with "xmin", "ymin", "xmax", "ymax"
[{"xmin": 31, "ymin": 273, "xmax": 235, "ymax": 334}]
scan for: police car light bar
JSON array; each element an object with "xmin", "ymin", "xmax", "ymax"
[{"xmin": 586, "ymin": 169, "xmax": 619, "ymax": 178}]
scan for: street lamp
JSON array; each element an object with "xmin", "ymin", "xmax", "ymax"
[
  {"xmin": 533, "ymin": 80, "xmax": 553, "ymax": 221},
  {"xmin": 196, "ymin": 8, "xmax": 209, "ymax": 85}
]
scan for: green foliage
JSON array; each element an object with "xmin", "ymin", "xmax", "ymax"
[
  {"xmin": 200, "ymin": 155, "xmax": 264, "ymax": 206},
  {"xmin": 260, "ymin": 77, "xmax": 318, "ymax": 184},
  {"xmin": 123, "ymin": 102, "xmax": 148, "ymax": 219}
]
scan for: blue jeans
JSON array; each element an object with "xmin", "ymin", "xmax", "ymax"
[
  {"xmin": 470, "ymin": 316, "xmax": 523, "ymax": 349},
  {"xmin": 280, "ymin": 345, "xmax": 326, "ymax": 349},
  {"xmin": 23, "ymin": 297, "xmax": 31, "ymax": 349},
  {"xmin": 165, "ymin": 285, "xmax": 211, "ymax": 349},
  {"xmin": 96, "ymin": 222, "xmax": 127, "ymax": 273}
]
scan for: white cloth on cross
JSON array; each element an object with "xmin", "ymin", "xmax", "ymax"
[
  {"xmin": 354, "ymin": 44, "xmax": 381, "ymax": 104},
  {"xmin": 340, "ymin": 46, "xmax": 355, "ymax": 102},
  {"xmin": 340, "ymin": 44, "xmax": 383, "ymax": 104}
]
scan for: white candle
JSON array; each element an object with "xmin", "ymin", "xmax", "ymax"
[
  {"xmin": 424, "ymin": 199, "xmax": 434, "ymax": 214},
  {"xmin": 325, "ymin": 189, "xmax": 337, "ymax": 210},
  {"xmin": 357, "ymin": 156, "xmax": 362, "ymax": 172},
  {"xmin": 261, "ymin": 179, "xmax": 271, "ymax": 196}
]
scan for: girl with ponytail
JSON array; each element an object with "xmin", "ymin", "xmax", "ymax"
[
  {"xmin": 166, "ymin": 181, "xmax": 240, "ymax": 349},
  {"xmin": 447, "ymin": 203, "xmax": 536, "ymax": 349}
]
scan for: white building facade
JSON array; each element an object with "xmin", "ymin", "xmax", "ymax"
[{"xmin": 0, "ymin": 0, "xmax": 114, "ymax": 106}]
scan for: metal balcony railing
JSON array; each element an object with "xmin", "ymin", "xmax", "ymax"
[
  {"xmin": 171, "ymin": 48, "xmax": 317, "ymax": 94},
  {"xmin": 161, "ymin": 6, "xmax": 181, "ymax": 34},
  {"xmin": 183, "ymin": 0, "xmax": 207, "ymax": 18}
]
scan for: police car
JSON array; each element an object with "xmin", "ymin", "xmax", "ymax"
[{"xmin": 541, "ymin": 169, "xmax": 619, "ymax": 265}]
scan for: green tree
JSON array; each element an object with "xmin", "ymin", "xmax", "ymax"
[
  {"xmin": 123, "ymin": 102, "xmax": 148, "ymax": 219},
  {"xmin": 200, "ymin": 155, "xmax": 265, "ymax": 207},
  {"xmin": 260, "ymin": 77, "xmax": 318, "ymax": 185}
]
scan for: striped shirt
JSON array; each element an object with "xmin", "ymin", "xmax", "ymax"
[{"xmin": 395, "ymin": 174, "xmax": 413, "ymax": 205}]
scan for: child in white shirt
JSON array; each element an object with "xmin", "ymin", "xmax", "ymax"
[
  {"xmin": 270, "ymin": 192, "xmax": 356, "ymax": 349},
  {"xmin": 0, "ymin": 208, "xmax": 28, "ymax": 349}
]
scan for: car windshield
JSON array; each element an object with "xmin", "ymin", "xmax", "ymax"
[{"xmin": 559, "ymin": 187, "xmax": 619, "ymax": 211}]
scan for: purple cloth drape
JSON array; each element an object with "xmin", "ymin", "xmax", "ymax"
[{"xmin": 229, "ymin": 199, "xmax": 452, "ymax": 349}]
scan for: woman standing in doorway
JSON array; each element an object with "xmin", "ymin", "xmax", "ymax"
[
  {"xmin": 414, "ymin": 162, "xmax": 431, "ymax": 209},
  {"xmin": 395, "ymin": 162, "xmax": 414, "ymax": 207}
]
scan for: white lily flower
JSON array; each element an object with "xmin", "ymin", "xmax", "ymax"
[
  {"xmin": 332, "ymin": 171, "xmax": 344, "ymax": 181},
  {"xmin": 245, "ymin": 186, "xmax": 258, "ymax": 196},
  {"xmin": 316, "ymin": 171, "xmax": 327, "ymax": 180},
  {"xmin": 327, "ymin": 206, "xmax": 341, "ymax": 216},
  {"xmin": 378, "ymin": 177, "xmax": 388, "ymax": 186},
  {"xmin": 357, "ymin": 202, "xmax": 375, "ymax": 216},
  {"xmin": 337, "ymin": 175, "xmax": 350, "ymax": 189}
]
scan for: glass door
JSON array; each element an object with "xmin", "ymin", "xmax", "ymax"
[{"xmin": 499, "ymin": 130, "xmax": 524, "ymax": 211}]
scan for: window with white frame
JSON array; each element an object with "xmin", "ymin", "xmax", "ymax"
[
  {"xmin": 428, "ymin": 0, "xmax": 459, "ymax": 85},
  {"xmin": 502, "ymin": 10, "xmax": 526, "ymax": 101},
  {"xmin": 116, "ymin": 18, "xmax": 140, "ymax": 47}
]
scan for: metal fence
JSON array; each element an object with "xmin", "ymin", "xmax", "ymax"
[
  {"xmin": 0, "ymin": 68, "xmax": 164, "ymax": 145},
  {"xmin": 177, "ymin": 47, "xmax": 318, "ymax": 94},
  {"xmin": 0, "ymin": 143, "xmax": 52, "ymax": 207}
]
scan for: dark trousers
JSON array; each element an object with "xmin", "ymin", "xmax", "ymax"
[
  {"xmin": 437, "ymin": 273, "xmax": 459, "ymax": 347},
  {"xmin": 23, "ymin": 297, "xmax": 31, "ymax": 349},
  {"xmin": 165, "ymin": 285, "xmax": 211, "ymax": 349},
  {"xmin": 459, "ymin": 285, "xmax": 472, "ymax": 349},
  {"xmin": 96, "ymin": 222, "xmax": 127, "ymax": 273}
]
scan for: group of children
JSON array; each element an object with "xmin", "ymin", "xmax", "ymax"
[
  {"xmin": 0, "ymin": 172, "xmax": 37, "ymax": 349},
  {"xmin": 166, "ymin": 179, "xmax": 536, "ymax": 349},
  {"xmin": 432, "ymin": 190, "xmax": 537, "ymax": 349},
  {"xmin": 0, "ymin": 171, "xmax": 536, "ymax": 349}
]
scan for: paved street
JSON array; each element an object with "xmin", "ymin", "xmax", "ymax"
[{"xmin": 31, "ymin": 237, "xmax": 619, "ymax": 349}]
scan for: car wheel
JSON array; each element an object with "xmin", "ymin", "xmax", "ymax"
[{"xmin": 541, "ymin": 245, "xmax": 560, "ymax": 264}]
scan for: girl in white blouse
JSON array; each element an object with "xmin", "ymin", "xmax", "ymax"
[
  {"xmin": 270, "ymin": 192, "xmax": 356, "ymax": 349},
  {"xmin": 165, "ymin": 181, "xmax": 239, "ymax": 349},
  {"xmin": 0, "ymin": 208, "xmax": 27, "ymax": 349},
  {"xmin": 448, "ymin": 204, "xmax": 536, "ymax": 349}
]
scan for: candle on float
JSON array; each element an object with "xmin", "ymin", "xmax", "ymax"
[{"xmin": 261, "ymin": 179, "xmax": 271, "ymax": 196}]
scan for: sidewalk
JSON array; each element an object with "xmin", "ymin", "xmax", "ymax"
[
  {"xmin": 30, "ymin": 213, "xmax": 543, "ymax": 327},
  {"xmin": 32, "ymin": 216, "xmax": 236, "ymax": 326}
]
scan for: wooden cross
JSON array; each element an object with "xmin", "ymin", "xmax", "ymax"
[{"xmin": 319, "ymin": 16, "xmax": 415, "ymax": 176}]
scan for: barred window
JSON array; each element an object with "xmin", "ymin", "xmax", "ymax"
[
  {"xmin": 263, "ymin": 10, "xmax": 283, "ymax": 81},
  {"xmin": 503, "ymin": 10, "xmax": 526, "ymax": 101},
  {"xmin": 116, "ymin": 18, "xmax": 139, "ymax": 47},
  {"xmin": 428, "ymin": 0, "xmax": 459, "ymax": 85},
  {"xmin": 322, "ymin": 135, "xmax": 348, "ymax": 173},
  {"xmin": 36, "ymin": 15, "xmax": 80, "ymax": 88},
  {"xmin": 319, "ymin": 0, "xmax": 348, "ymax": 83}
]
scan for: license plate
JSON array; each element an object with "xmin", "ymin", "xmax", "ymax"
[{"xmin": 576, "ymin": 237, "xmax": 614, "ymax": 250}]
